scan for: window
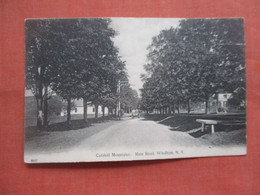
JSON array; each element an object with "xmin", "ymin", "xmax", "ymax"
[
  {"xmin": 93, "ymin": 108, "xmax": 95, "ymax": 112},
  {"xmin": 223, "ymin": 94, "xmax": 227, "ymax": 98}
]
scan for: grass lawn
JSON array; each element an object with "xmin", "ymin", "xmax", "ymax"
[
  {"xmin": 24, "ymin": 113, "xmax": 103, "ymax": 127},
  {"xmin": 25, "ymin": 115, "xmax": 117, "ymax": 137},
  {"xmin": 143, "ymin": 113, "xmax": 246, "ymax": 146}
]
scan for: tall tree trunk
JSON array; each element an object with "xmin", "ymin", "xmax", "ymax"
[
  {"xmin": 177, "ymin": 101, "xmax": 180, "ymax": 113},
  {"xmin": 102, "ymin": 106, "xmax": 105, "ymax": 117},
  {"xmin": 114, "ymin": 106, "xmax": 117, "ymax": 117},
  {"xmin": 159, "ymin": 108, "xmax": 162, "ymax": 114},
  {"xmin": 169, "ymin": 105, "xmax": 172, "ymax": 114},
  {"xmin": 216, "ymin": 93, "xmax": 219, "ymax": 113},
  {"xmin": 95, "ymin": 104, "xmax": 98, "ymax": 119},
  {"xmin": 172, "ymin": 103, "xmax": 175, "ymax": 114},
  {"xmin": 205, "ymin": 96, "xmax": 208, "ymax": 114},
  {"xmin": 43, "ymin": 97, "xmax": 48, "ymax": 127},
  {"xmin": 36, "ymin": 86, "xmax": 43, "ymax": 131},
  {"xmin": 36, "ymin": 98, "xmax": 43, "ymax": 130},
  {"xmin": 187, "ymin": 98, "xmax": 190, "ymax": 114},
  {"xmin": 208, "ymin": 99, "xmax": 211, "ymax": 113},
  {"xmin": 83, "ymin": 98, "xmax": 88, "ymax": 122},
  {"xmin": 43, "ymin": 87, "xmax": 48, "ymax": 128},
  {"xmin": 107, "ymin": 108, "xmax": 110, "ymax": 117},
  {"xmin": 67, "ymin": 96, "xmax": 71, "ymax": 126}
]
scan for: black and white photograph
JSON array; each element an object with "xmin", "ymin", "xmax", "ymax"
[{"xmin": 24, "ymin": 18, "xmax": 246, "ymax": 163}]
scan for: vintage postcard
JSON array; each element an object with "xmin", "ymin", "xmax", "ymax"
[{"xmin": 24, "ymin": 18, "xmax": 246, "ymax": 163}]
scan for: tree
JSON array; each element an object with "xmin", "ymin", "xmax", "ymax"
[
  {"xmin": 26, "ymin": 18, "xmax": 132, "ymax": 127},
  {"xmin": 25, "ymin": 20, "xmax": 56, "ymax": 129},
  {"xmin": 177, "ymin": 19, "xmax": 245, "ymax": 113},
  {"xmin": 140, "ymin": 18, "xmax": 245, "ymax": 114},
  {"xmin": 47, "ymin": 18, "xmax": 122, "ymax": 123},
  {"xmin": 119, "ymin": 84, "xmax": 139, "ymax": 113}
]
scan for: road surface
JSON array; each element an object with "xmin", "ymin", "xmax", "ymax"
[
  {"xmin": 76, "ymin": 117, "xmax": 206, "ymax": 150},
  {"xmin": 24, "ymin": 117, "xmax": 246, "ymax": 163}
]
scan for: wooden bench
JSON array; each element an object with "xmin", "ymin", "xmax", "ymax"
[
  {"xmin": 196, "ymin": 119, "xmax": 219, "ymax": 134},
  {"xmin": 196, "ymin": 119, "xmax": 246, "ymax": 134}
]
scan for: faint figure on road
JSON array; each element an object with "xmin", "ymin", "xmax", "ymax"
[{"xmin": 131, "ymin": 109, "xmax": 139, "ymax": 118}]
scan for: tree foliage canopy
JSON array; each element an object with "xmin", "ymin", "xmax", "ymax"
[
  {"xmin": 141, "ymin": 18, "xmax": 245, "ymax": 113},
  {"xmin": 25, "ymin": 18, "xmax": 136, "ymax": 125}
]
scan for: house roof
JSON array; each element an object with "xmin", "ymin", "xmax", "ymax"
[
  {"xmin": 73, "ymin": 99, "xmax": 83, "ymax": 107},
  {"xmin": 234, "ymin": 87, "xmax": 246, "ymax": 93},
  {"xmin": 25, "ymin": 89, "xmax": 89, "ymax": 107},
  {"xmin": 25, "ymin": 89, "xmax": 34, "ymax": 97}
]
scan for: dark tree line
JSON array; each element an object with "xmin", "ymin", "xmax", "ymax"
[
  {"xmin": 140, "ymin": 18, "xmax": 245, "ymax": 114},
  {"xmin": 25, "ymin": 18, "xmax": 137, "ymax": 130}
]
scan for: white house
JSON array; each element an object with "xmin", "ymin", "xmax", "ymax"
[
  {"xmin": 61, "ymin": 99, "xmax": 109, "ymax": 116},
  {"xmin": 25, "ymin": 89, "xmax": 109, "ymax": 117},
  {"xmin": 217, "ymin": 93, "xmax": 232, "ymax": 109},
  {"xmin": 210, "ymin": 92, "xmax": 232, "ymax": 113}
]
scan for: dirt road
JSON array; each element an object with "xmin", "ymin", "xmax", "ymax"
[
  {"xmin": 76, "ymin": 117, "xmax": 206, "ymax": 150},
  {"xmin": 25, "ymin": 117, "xmax": 246, "ymax": 163}
]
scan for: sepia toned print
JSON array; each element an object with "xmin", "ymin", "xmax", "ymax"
[{"xmin": 24, "ymin": 18, "xmax": 246, "ymax": 163}]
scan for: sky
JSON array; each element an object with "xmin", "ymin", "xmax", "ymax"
[{"xmin": 110, "ymin": 18, "xmax": 180, "ymax": 96}]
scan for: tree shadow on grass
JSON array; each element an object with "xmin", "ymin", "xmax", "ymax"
[
  {"xmin": 140, "ymin": 114, "xmax": 170, "ymax": 121},
  {"xmin": 47, "ymin": 119, "xmax": 92, "ymax": 132},
  {"xmin": 141, "ymin": 114, "xmax": 246, "ymax": 139},
  {"xmin": 25, "ymin": 116, "xmax": 113, "ymax": 139}
]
